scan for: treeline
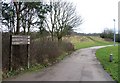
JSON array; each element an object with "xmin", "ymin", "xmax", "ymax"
[
  {"xmin": 100, "ymin": 28, "xmax": 120, "ymax": 42},
  {"xmin": 72, "ymin": 32, "xmax": 100, "ymax": 36},
  {"xmin": 2, "ymin": 0, "xmax": 82, "ymax": 41}
]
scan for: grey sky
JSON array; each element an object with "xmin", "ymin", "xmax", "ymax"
[
  {"xmin": 1, "ymin": 0, "xmax": 119, "ymax": 33},
  {"xmin": 69, "ymin": 0, "xmax": 119, "ymax": 33}
]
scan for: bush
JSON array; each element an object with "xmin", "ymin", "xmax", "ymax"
[
  {"xmin": 100, "ymin": 28, "xmax": 120, "ymax": 42},
  {"xmin": 30, "ymin": 38, "xmax": 62, "ymax": 64},
  {"xmin": 2, "ymin": 33, "xmax": 74, "ymax": 78},
  {"xmin": 30, "ymin": 37, "xmax": 74, "ymax": 65},
  {"xmin": 60, "ymin": 41, "xmax": 74, "ymax": 52},
  {"xmin": 100, "ymin": 33, "xmax": 120, "ymax": 42}
]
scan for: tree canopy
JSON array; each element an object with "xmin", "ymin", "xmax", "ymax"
[{"xmin": 1, "ymin": 0, "xmax": 83, "ymax": 41}]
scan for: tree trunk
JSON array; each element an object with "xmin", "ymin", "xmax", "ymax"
[
  {"xmin": 51, "ymin": 25, "xmax": 54, "ymax": 41},
  {"xmin": 27, "ymin": 23, "xmax": 30, "ymax": 34},
  {"xmin": 51, "ymin": 33, "xmax": 54, "ymax": 41},
  {"xmin": 58, "ymin": 35, "xmax": 62, "ymax": 43},
  {"xmin": 23, "ymin": 26, "xmax": 26, "ymax": 34},
  {"xmin": 15, "ymin": 3, "xmax": 20, "ymax": 34}
]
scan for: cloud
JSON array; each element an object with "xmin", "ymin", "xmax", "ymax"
[{"xmin": 69, "ymin": 0, "xmax": 119, "ymax": 33}]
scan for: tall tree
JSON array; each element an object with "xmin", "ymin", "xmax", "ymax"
[
  {"xmin": 20, "ymin": 2, "xmax": 50, "ymax": 34},
  {"xmin": 44, "ymin": 1, "xmax": 56, "ymax": 41},
  {"xmin": 35, "ymin": 2, "xmax": 51, "ymax": 35},
  {"xmin": 45, "ymin": 0, "xmax": 83, "ymax": 41},
  {"xmin": 55, "ymin": 1, "xmax": 82, "ymax": 41},
  {"xmin": 2, "ymin": 2, "xmax": 15, "ymax": 33}
]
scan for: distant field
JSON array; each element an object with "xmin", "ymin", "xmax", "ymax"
[
  {"xmin": 96, "ymin": 46, "xmax": 119, "ymax": 82},
  {"xmin": 63, "ymin": 35, "xmax": 113, "ymax": 50}
]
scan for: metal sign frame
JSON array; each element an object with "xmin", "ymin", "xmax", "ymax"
[{"xmin": 10, "ymin": 35, "xmax": 30, "ymax": 71}]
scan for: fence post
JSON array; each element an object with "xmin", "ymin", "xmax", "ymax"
[{"xmin": 27, "ymin": 44, "xmax": 30, "ymax": 69}]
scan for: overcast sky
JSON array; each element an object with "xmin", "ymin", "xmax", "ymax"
[
  {"xmin": 1, "ymin": 0, "xmax": 120, "ymax": 33},
  {"xmin": 67, "ymin": 0, "xmax": 119, "ymax": 33}
]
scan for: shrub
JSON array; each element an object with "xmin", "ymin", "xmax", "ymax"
[
  {"xmin": 30, "ymin": 38, "xmax": 61, "ymax": 64},
  {"xmin": 30, "ymin": 37, "xmax": 74, "ymax": 65},
  {"xmin": 60, "ymin": 41, "xmax": 75, "ymax": 52}
]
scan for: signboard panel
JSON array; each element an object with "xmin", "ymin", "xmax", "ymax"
[
  {"xmin": 11, "ymin": 35, "xmax": 31, "ymax": 69},
  {"xmin": 12, "ymin": 35, "xmax": 30, "ymax": 45}
]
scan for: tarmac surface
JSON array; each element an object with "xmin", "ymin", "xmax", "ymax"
[{"xmin": 4, "ymin": 46, "xmax": 114, "ymax": 81}]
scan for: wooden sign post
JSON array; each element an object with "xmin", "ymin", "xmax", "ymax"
[
  {"xmin": 12, "ymin": 35, "xmax": 30, "ymax": 45},
  {"xmin": 11, "ymin": 35, "xmax": 30, "ymax": 70}
]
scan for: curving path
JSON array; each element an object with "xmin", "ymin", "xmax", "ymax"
[{"xmin": 4, "ymin": 46, "xmax": 114, "ymax": 81}]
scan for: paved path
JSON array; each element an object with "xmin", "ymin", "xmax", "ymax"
[{"xmin": 4, "ymin": 46, "xmax": 113, "ymax": 81}]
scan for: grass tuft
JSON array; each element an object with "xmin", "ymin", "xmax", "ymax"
[{"xmin": 96, "ymin": 46, "xmax": 119, "ymax": 82}]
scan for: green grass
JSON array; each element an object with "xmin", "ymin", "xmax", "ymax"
[
  {"xmin": 57, "ymin": 52, "xmax": 68, "ymax": 61},
  {"xmin": 96, "ymin": 46, "xmax": 119, "ymax": 82},
  {"xmin": 63, "ymin": 36, "xmax": 113, "ymax": 50}
]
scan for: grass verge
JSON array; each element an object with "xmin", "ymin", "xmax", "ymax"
[
  {"xmin": 96, "ymin": 46, "xmax": 119, "ymax": 82},
  {"xmin": 65, "ymin": 36, "xmax": 113, "ymax": 50}
]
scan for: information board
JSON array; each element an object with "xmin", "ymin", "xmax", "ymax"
[{"xmin": 12, "ymin": 35, "xmax": 30, "ymax": 45}]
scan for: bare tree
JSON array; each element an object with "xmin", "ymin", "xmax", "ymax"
[
  {"xmin": 45, "ymin": 0, "xmax": 83, "ymax": 41},
  {"xmin": 44, "ymin": 1, "xmax": 57, "ymax": 41},
  {"xmin": 56, "ymin": 1, "xmax": 83, "ymax": 41}
]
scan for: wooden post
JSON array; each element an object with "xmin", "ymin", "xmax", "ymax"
[
  {"xmin": 10, "ymin": 45, "xmax": 13, "ymax": 71},
  {"xmin": 27, "ymin": 44, "xmax": 30, "ymax": 69}
]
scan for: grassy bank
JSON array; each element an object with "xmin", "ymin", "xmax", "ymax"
[
  {"xmin": 96, "ymin": 46, "xmax": 119, "ymax": 82},
  {"xmin": 63, "ymin": 36, "xmax": 113, "ymax": 50}
]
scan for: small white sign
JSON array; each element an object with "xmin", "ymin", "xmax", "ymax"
[{"xmin": 12, "ymin": 35, "xmax": 30, "ymax": 45}]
